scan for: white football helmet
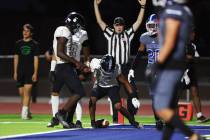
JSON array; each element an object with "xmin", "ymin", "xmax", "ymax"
[{"xmin": 146, "ymin": 14, "xmax": 158, "ymax": 36}]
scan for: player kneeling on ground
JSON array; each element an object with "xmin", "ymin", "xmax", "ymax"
[{"xmin": 89, "ymin": 55, "xmax": 142, "ymax": 128}]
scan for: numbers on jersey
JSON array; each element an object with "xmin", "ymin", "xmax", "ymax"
[
  {"xmin": 147, "ymin": 48, "xmax": 160, "ymax": 64},
  {"xmin": 68, "ymin": 42, "xmax": 78, "ymax": 58}
]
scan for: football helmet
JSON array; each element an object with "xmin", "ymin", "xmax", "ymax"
[
  {"xmin": 65, "ymin": 12, "xmax": 85, "ymax": 34},
  {"xmin": 146, "ymin": 14, "xmax": 158, "ymax": 36},
  {"xmin": 100, "ymin": 54, "xmax": 116, "ymax": 73},
  {"xmin": 152, "ymin": 0, "xmax": 188, "ymax": 7}
]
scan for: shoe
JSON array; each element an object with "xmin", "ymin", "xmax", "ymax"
[
  {"xmin": 91, "ymin": 120, "xmax": 97, "ymax": 128},
  {"xmin": 155, "ymin": 120, "xmax": 164, "ymax": 131},
  {"xmin": 130, "ymin": 121, "xmax": 143, "ymax": 129},
  {"xmin": 47, "ymin": 117, "xmax": 59, "ymax": 127},
  {"xmin": 55, "ymin": 111, "xmax": 70, "ymax": 128},
  {"xmin": 63, "ymin": 122, "xmax": 76, "ymax": 129},
  {"xmin": 28, "ymin": 111, "xmax": 32, "ymax": 120},
  {"xmin": 197, "ymin": 116, "xmax": 210, "ymax": 123},
  {"xmin": 75, "ymin": 120, "xmax": 83, "ymax": 128}
]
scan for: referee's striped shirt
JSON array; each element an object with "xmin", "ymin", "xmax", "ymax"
[{"xmin": 103, "ymin": 26, "xmax": 135, "ymax": 65}]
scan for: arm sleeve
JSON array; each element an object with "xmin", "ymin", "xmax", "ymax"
[
  {"xmin": 34, "ymin": 42, "xmax": 40, "ymax": 56},
  {"xmin": 164, "ymin": 7, "xmax": 183, "ymax": 21},
  {"xmin": 131, "ymin": 51, "xmax": 143, "ymax": 70},
  {"xmin": 103, "ymin": 26, "xmax": 114, "ymax": 39},
  {"xmin": 126, "ymin": 27, "xmax": 135, "ymax": 41}
]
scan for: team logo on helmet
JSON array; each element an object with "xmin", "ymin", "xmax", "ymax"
[
  {"xmin": 65, "ymin": 12, "xmax": 85, "ymax": 34},
  {"xmin": 146, "ymin": 14, "xmax": 158, "ymax": 36}
]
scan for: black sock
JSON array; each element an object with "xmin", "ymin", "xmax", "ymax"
[
  {"xmin": 169, "ymin": 115, "xmax": 194, "ymax": 137},
  {"xmin": 66, "ymin": 105, "xmax": 76, "ymax": 124},
  {"xmin": 162, "ymin": 123, "xmax": 175, "ymax": 140}
]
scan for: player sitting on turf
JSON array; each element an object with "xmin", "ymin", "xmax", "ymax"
[{"xmin": 89, "ymin": 55, "xmax": 142, "ymax": 128}]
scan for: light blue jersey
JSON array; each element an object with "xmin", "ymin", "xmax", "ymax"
[{"xmin": 140, "ymin": 32, "xmax": 160, "ymax": 65}]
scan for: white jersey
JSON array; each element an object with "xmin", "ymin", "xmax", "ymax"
[
  {"xmin": 53, "ymin": 26, "xmax": 72, "ymax": 64},
  {"xmin": 71, "ymin": 29, "xmax": 88, "ymax": 61},
  {"xmin": 53, "ymin": 26, "xmax": 88, "ymax": 64}
]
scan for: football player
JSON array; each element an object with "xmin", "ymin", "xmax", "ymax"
[
  {"xmin": 128, "ymin": 14, "xmax": 164, "ymax": 130},
  {"xmin": 89, "ymin": 55, "xmax": 141, "ymax": 128},
  {"xmin": 181, "ymin": 30, "xmax": 209, "ymax": 123},
  {"xmin": 147, "ymin": 0, "xmax": 206, "ymax": 139},
  {"xmin": 48, "ymin": 12, "xmax": 90, "ymax": 129}
]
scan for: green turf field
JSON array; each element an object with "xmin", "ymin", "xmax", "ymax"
[{"xmin": 0, "ymin": 114, "xmax": 210, "ymax": 137}]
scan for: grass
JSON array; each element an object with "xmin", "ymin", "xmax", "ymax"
[{"xmin": 0, "ymin": 114, "xmax": 210, "ymax": 137}]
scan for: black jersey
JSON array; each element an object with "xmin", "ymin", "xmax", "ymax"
[{"xmin": 14, "ymin": 39, "xmax": 40, "ymax": 73}]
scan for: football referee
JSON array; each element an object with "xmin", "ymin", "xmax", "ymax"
[{"xmin": 94, "ymin": 0, "xmax": 147, "ymax": 123}]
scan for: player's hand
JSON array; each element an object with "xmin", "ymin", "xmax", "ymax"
[
  {"xmin": 128, "ymin": 69, "xmax": 135, "ymax": 83},
  {"xmin": 95, "ymin": 0, "xmax": 102, "ymax": 5},
  {"xmin": 90, "ymin": 58, "xmax": 101, "ymax": 72},
  {"xmin": 32, "ymin": 73, "xmax": 38, "ymax": 82},
  {"xmin": 13, "ymin": 73, "xmax": 17, "ymax": 81},
  {"xmin": 138, "ymin": 0, "xmax": 147, "ymax": 6},
  {"xmin": 49, "ymin": 71, "xmax": 56, "ymax": 83},
  {"xmin": 181, "ymin": 69, "xmax": 190, "ymax": 85},
  {"xmin": 132, "ymin": 98, "xmax": 140, "ymax": 109}
]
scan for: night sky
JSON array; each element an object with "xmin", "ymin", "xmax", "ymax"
[{"xmin": 0, "ymin": 0, "xmax": 210, "ymax": 56}]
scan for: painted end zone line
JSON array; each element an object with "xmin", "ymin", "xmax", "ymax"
[{"xmin": 0, "ymin": 129, "xmax": 77, "ymax": 140}]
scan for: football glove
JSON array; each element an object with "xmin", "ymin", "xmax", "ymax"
[
  {"xmin": 128, "ymin": 69, "xmax": 135, "ymax": 83},
  {"xmin": 181, "ymin": 69, "xmax": 190, "ymax": 85},
  {"xmin": 90, "ymin": 58, "xmax": 101, "ymax": 72}
]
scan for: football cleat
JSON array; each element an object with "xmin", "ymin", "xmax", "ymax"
[{"xmin": 47, "ymin": 117, "xmax": 59, "ymax": 128}]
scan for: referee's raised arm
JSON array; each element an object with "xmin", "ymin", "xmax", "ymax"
[
  {"xmin": 94, "ymin": 0, "xmax": 107, "ymax": 31},
  {"xmin": 132, "ymin": 0, "xmax": 147, "ymax": 32}
]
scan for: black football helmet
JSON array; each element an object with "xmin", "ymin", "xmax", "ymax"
[
  {"xmin": 65, "ymin": 12, "xmax": 85, "ymax": 34},
  {"xmin": 100, "ymin": 54, "xmax": 116, "ymax": 73}
]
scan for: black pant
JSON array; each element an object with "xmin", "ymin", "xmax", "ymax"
[{"xmin": 52, "ymin": 63, "xmax": 85, "ymax": 97}]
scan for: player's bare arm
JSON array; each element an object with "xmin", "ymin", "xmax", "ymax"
[
  {"xmin": 94, "ymin": 0, "xmax": 107, "ymax": 31},
  {"xmin": 13, "ymin": 54, "xmax": 18, "ymax": 81},
  {"xmin": 32, "ymin": 56, "xmax": 39, "ymax": 82},
  {"xmin": 82, "ymin": 43, "xmax": 90, "ymax": 65},
  {"xmin": 158, "ymin": 18, "xmax": 180, "ymax": 64},
  {"xmin": 57, "ymin": 37, "xmax": 83, "ymax": 69},
  {"xmin": 132, "ymin": 0, "xmax": 147, "ymax": 32},
  {"xmin": 138, "ymin": 43, "xmax": 145, "ymax": 52}
]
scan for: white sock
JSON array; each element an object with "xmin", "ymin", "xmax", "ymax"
[
  {"xmin": 50, "ymin": 60, "xmax": 57, "ymax": 71},
  {"xmin": 21, "ymin": 106, "xmax": 28, "ymax": 118},
  {"xmin": 197, "ymin": 112, "xmax": 203, "ymax": 118},
  {"xmin": 108, "ymin": 98, "xmax": 113, "ymax": 116},
  {"xmin": 51, "ymin": 95, "xmax": 59, "ymax": 117},
  {"xmin": 75, "ymin": 102, "xmax": 82, "ymax": 121}
]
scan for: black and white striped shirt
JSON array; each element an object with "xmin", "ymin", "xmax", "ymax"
[{"xmin": 103, "ymin": 27, "xmax": 135, "ymax": 65}]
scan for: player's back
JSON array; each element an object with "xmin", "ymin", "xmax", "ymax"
[
  {"xmin": 160, "ymin": 4, "xmax": 193, "ymax": 62},
  {"xmin": 94, "ymin": 65, "xmax": 121, "ymax": 88}
]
